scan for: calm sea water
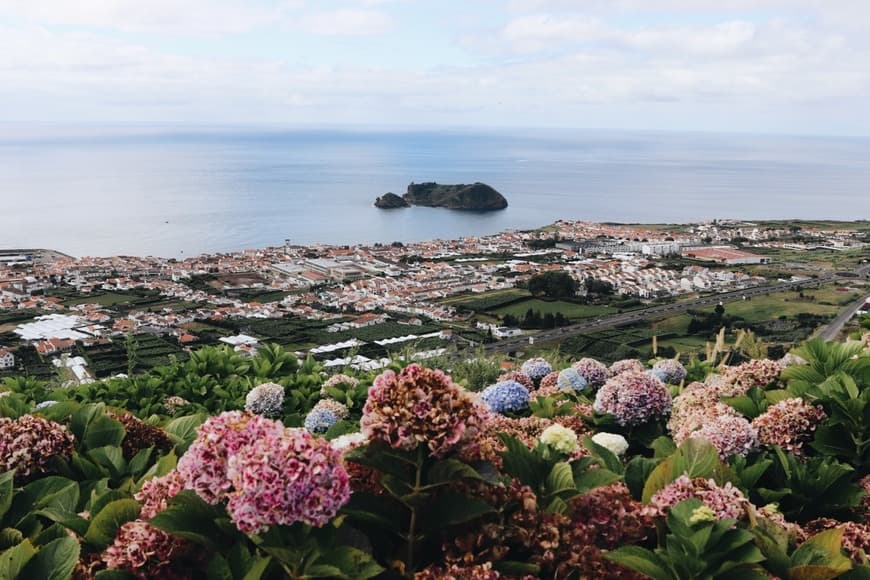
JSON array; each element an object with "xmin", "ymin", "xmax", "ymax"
[{"xmin": 1, "ymin": 125, "xmax": 869, "ymax": 258}]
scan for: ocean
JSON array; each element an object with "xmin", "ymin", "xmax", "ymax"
[{"xmin": 1, "ymin": 125, "xmax": 869, "ymax": 258}]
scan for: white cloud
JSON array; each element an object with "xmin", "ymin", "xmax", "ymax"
[
  {"xmin": 0, "ymin": 0, "xmax": 290, "ymax": 35},
  {"xmin": 0, "ymin": 1, "xmax": 869, "ymax": 133},
  {"xmin": 298, "ymin": 9, "xmax": 394, "ymax": 36}
]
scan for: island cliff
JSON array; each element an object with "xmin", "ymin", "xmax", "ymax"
[
  {"xmin": 374, "ymin": 182, "xmax": 508, "ymax": 211},
  {"xmin": 373, "ymin": 192, "xmax": 410, "ymax": 209}
]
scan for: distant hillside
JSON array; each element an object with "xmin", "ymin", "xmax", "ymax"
[{"xmin": 375, "ymin": 182, "xmax": 508, "ymax": 210}]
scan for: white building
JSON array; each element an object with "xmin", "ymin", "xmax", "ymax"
[
  {"xmin": 493, "ymin": 327, "xmax": 523, "ymax": 339},
  {"xmin": 0, "ymin": 349, "xmax": 14, "ymax": 370}
]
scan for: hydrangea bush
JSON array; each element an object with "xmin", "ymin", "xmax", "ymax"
[
  {"xmin": 480, "ymin": 380, "xmax": 531, "ymax": 414},
  {"xmin": 0, "ymin": 341, "xmax": 867, "ymax": 579},
  {"xmin": 593, "ymin": 371, "xmax": 672, "ymax": 426}
]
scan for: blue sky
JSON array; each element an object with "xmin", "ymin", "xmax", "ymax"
[{"xmin": 1, "ymin": 0, "xmax": 869, "ymax": 135}]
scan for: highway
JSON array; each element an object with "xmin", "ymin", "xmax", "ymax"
[
  {"xmin": 816, "ymin": 294, "xmax": 870, "ymax": 341},
  {"xmin": 479, "ymin": 262, "xmax": 870, "ymax": 356}
]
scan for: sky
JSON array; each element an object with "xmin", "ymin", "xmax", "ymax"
[{"xmin": 2, "ymin": 0, "xmax": 870, "ymax": 135}]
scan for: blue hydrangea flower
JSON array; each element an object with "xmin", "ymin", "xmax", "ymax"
[
  {"xmin": 521, "ymin": 357, "xmax": 553, "ymax": 383},
  {"xmin": 304, "ymin": 407, "xmax": 339, "ymax": 434},
  {"xmin": 480, "ymin": 380, "xmax": 530, "ymax": 414},
  {"xmin": 557, "ymin": 367, "xmax": 589, "ymax": 392},
  {"xmin": 651, "ymin": 360, "xmax": 687, "ymax": 384}
]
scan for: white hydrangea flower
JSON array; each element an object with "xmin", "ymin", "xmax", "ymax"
[
  {"xmin": 591, "ymin": 432, "xmax": 629, "ymax": 456},
  {"xmin": 540, "ymin": 423, "xmax": 579, "ymax": 454},
  {"xmin": 330, "ymin": 432, "xmax": 367, "ymax": 451},
  {"xmin": 244, "ymin": 382, "xmax": 285, "ymax": 418}
]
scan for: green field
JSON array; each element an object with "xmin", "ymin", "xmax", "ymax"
[
  {"xmin": 526, "ymin": 283, "xmax": 867, "ymax": 361},
  {"xmin": 440, "ymin": 288, "xmax": 530, "ymax": 311},
  {"xmin": 492, "ymin": 299, "xmax": 614, "ymax": 320}
]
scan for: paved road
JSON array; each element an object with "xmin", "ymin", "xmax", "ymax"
[
  {"xmin": 479, "ymin": 263, "xmax": 870, "ymax": 356},
  {"xmin": 817, "ymin": 294, "xmax": 870, "ymax": 341}
]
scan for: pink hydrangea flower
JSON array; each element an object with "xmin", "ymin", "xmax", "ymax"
[
  {"xmin": 0, "ymin": 414, "xmax": 74, "ymax": 479},
  {"xmin": 651, "ymin": 475, "xmax": 749, "ymax": 521},
  {"xmin": 593, "ymin": 371, "xmax": 671, "ymax": 426},
  {"xmin": 533, "ymin": 371, "xmax": 562, "ymax": 399},
  {"xmin": 177, "ymin": 411, "xmax": 285, "ymax": 504},
  {"xmin": 752, "ymin": 397, "xmax": 826, "ymax": 455},
  {"xmin": 226, "ymin": 428, "xmax": 350, "ymax": 533},
  {"xmin": 136, "ymin": 470, "xmax": 186, "ymax": 520},
  {"xmin": 691, "ymin": 416, "xmax": 759, "ymax": 459},
  {"xmin": 361, "ymin": 364, "xmax": 488, "ymax": 457},
  {"xmin": 103, "ymin": 520, "xmax": 190, "ymax": 578},
  {"xmin": 722, "ymin": 359, "xmax": 783, "ymax": 393},
  {"xmin": 609, "ymin": 359, "xmax": 645, "ymax": 376},
  {"xmin": 572, "ymin": 358, "xmax": 611, "ymax": 387},
  {"xmin": 497, "ymin": 370, "xmax": 533, "ymax": 390}
]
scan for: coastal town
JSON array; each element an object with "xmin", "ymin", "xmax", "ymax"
[{"xmin": 1, "ymin": 219, "xmax": 867, "ymax": 384}]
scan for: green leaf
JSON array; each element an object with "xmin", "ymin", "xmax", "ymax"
[
  {"xmin": 84, "ymin": 414, "xmax": 126, "ymax": 451},
  {"xmin": 427, "ymin": 459, "xmax": 484, "ymax": 485},
  {"xmin": 545, "ymin": 462, "xmax": 577, "ymax": 499},
  {"xmin": 625, "ymin": 456, "xmax": 659, "ymax": 500},
  {"xmin": 322, "ymin": 546, "xmax": 384, "ymax": 580},
  {"xmin": 207, "ymin": 553, "xmax": 234, "ymax": 580},
  {"xmin": 137, "ymin": 449, "xmax": 177, "ymax": 486},
  {"xmin": 21, "ymin": 536, "xmax": 80, "ymax": 580},
  {"xmin": 148, "ymin": 490, "xmax": 227, "ymax": 549},
  {"xmin": 582, "ymin": 435, "xmax": 625, "ymax": 474},
  {"xmin": 642, "ymin": 457, "xmax": 674, "ymax": 503},
  {"xmin": 649, "ymin": 436, "xmax": 678, "ymax": 459},
  {"xmin": 573, "ymin": 467, "xmax": 621, "ymax": 493},
  {"xmin": 0, "ymin": 540, "xmax": 37, "ymax": 579},
  {"xmin": 672, "ymin": 437, "xmax": 720, "ymax": 480},
  {"xmin": 493, "ymin": 561, "xmax": 541, "ymax": 576},
  {"xmin": 87, "ymin": 446, "xmax": 126, "ymax": 478},
  {"xmin": 95, "ymin": 570, "xmax": 137, "ymax": 580},
  {"xmin": 84, "ymin": 499, "xmax": 140, "ymax": 549},
  {"xmin": 791, "ymin": 528, "xmax": 853, "ymax": 576},
  {"xmin": 426, "ymin": 493, "xmax": 494, "ymax": 528},
  {"xmin": 163, "ymin": 414, "xmax": 206, "ymax": 454},
  {"xmin": 242, "ymin": 556, "xmax": 272, "ymax": 580},
  {"xmin": 605, "ymin": 545, "xmax": 673, "ymax": 580},
  {"xmin": 499, "ymin": 434, "xmax": 545, "ymax": 489},
  {"xmin": 33, "ymin": 508, "xmax": 89, "ymax": 538},
  {"xmin": 0, "ymin": 471, "xmax": 14, "ymax": 522}
]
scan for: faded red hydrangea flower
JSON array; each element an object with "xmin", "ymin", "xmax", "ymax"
[
  {"xmin": 691, "ymin": 416, "xmax": 759, "ymax": 459},
  {"xmin": 564, "ymin": 483, "xmax": 657, "ymax": 549},
  {"xmin": 752, "ymin": 397, "xmax": 826, "ymax": 456},
  {"xmin": 102, "ymin": 520, "xmax": 194, "ymax": 579},
  {"xmin": 857, "ymin": 475, "xmax": 870, "ymax": 523},
  {"xmin": 361, "ymin": 364, "xmax": 487, "ymax": 458},
  {"xmin": 497, "ymin": 370, "xmax": 533, "ymax": 390},
  {"xmin": 670, "ymin": 402, "xmax": 739, "ymax": 445},
  {"xmin": 226, "ymin": 428, "xmax": 350, "ymax": 533},
  {"xmin": 609, "ymin": 359, "xmax": 646, "ymax": 376},
  {"xmin": 722, "ymin": 359, "xmax": 783, "ymax": 393},
  {"xmin": 0, "ymin": 414, "xmax": 74, "ymax": 480},
  {"xmin": 804, "ymin": 518, "xmax": 870, "ymax": 564},
  {"xmin": 176, "ymin": 411, "xmax": 285, "ymax": 504},
  {"xmin": 572, "ymin": 358, "xmax": 611, "ymax": 387},
  {"xmin": 535, "ymin": 371, "xmax": 561, "ymax": 396},
  {"xmin": 110, "ymin": 412, "xmax": 173, "ymax": 459},
  {"xmin": 651, "ymin": 475, "xmax": 750, "ymax": 521},
  {"xmin": 593, "ymin": 371, "xmax": 671, "ymax": 426},
  {"xmin": 458, "ymin": 414, "xmax": 589, "ymax": 468},
  {"xmin": 415, "ymin": 562, "xmax": 502, "ymax": 579},
  {"xmin": 136, "ymin": 470, "xmax": 186, "ymax": 520}
]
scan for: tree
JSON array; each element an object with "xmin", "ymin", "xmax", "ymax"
[
  {"xmin": 585, "ymin": 277, "xmax": 614, "ymax": 296},
  {"xmin": 528, "ymin": 271, "xmax": 578, "ymax": 298}
]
